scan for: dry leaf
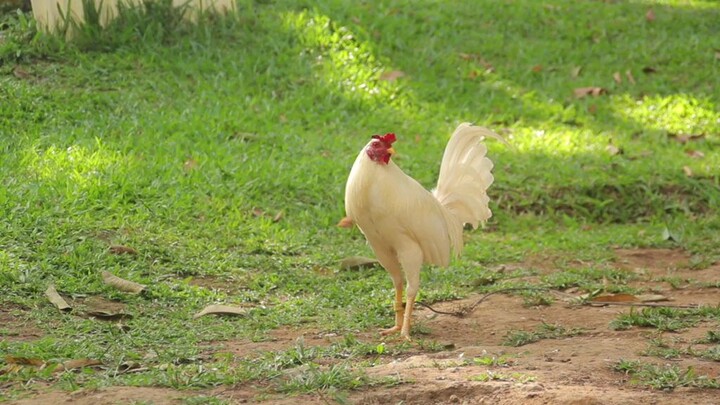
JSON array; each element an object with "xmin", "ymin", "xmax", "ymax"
[
  {"xmin": 645, "ymin": 9, "xmax": 655, "ymax": 22},
  {"xmin": 669, "ymin": 133, "xmax": 705, "ymax": 143},
  {"xmin": 45, "ymin": 284, "xmax": 71, "ymax": 312},
  {"xmin": 468, "ymin": 70, "xmax": 480, "ymax": 79},
  {"xmin": 108, "ymin": 245, "xmax": 137, "ymax": 255},
  {"xmin": 531, "ymin": 64, "xmax": 543, "ymax": 73},
  {"xmin": 458, "ymin": 52, "xmax": 475, "ymax": 61},
  {"xmin": 625, "ymin": 70, "xmax": 636, "ymax": 85},
  {"xmin": 13, "ymin": 67, "xmax": 31, "ymax": 79},
  {"xmin": 683, "ymin": 166, "xmax": 693, "ymax": 177},
  {"xmin": 5, "ymin": 356, "xmax": 45, "ymax": 367},
  {"xmin": 59, "ymin": 359, "xmax": 102, "ymax": 371},
  {"xmin": 337, "ymin": 217, "xmax": 354, "ymax": 228},
  {"xmin": 379, "ymin": 70, "xmax": 405, "ymax": 81},
  {"xmin": 715, "ymin": 51, "xmax": 720, "ymax": 61},
  {"xmin": 642, "ymin": 66, "xmax": 657, "ymax": 74},
  {"xmin": 606, "ymin": 144, "xmax": 622, "ymax": 156},
  {"xmin": 574, "ymin": 87, "xmax": 607, "ymax": 98},
  {"xmin": 340, "ymin": 256, "xmax": 379, "ymax": 270},
  {"xmin": 279, "ymin": 114, "xmax": 288, "ymax": 123},
  {"xmin": 635, "ymin": 294, "xmax": 670, "ymax": 303},
  {"xmin": 85, "ymin": 310, "xmax": 133, "ymax": 321},
  {"xmin": 272, "ymin": 211, "xmax": 284, "ymax": 223},
  {"xmin": 588, "ymin": 104, "xmax": 598, "ymax": 114},
  {"xmin": 252, "ymin": 208, "xmax": 265, "ymax": 217},
  {"xmin": 591, "ymin": 293, "xmax": 638, "ymax": 303},
  {"xmin": 685, "ymin": 149, "xmax": 705, "ymax": 159},
  {"xmin": 117, "ymin": 361, "xmax": 145, "ymax": 374},
  {"xmin": 101, "ymin": 271, "xmax": 146, "ymax": 294},
  {"xmin": 571, "ymin": 66, "xmax": 582, "ymax": 78},
  {"xmin": 612, "ymin": 72, "xmax": 622, "ymax": 84},
  {"xmin": 183, "ymin": 158, "xmax": 198, "ymax": 172},
  {"xmin": 193, "ymin": 304, "xmax": 247, "ymax": 319}
]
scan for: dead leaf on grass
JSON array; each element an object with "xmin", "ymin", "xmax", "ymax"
[
  {"xmin": 13, "ymin": 67, "xmax": 31, "ymax": 79},
  {"xmin": 252, "ymin": 208, "xmax": 265, "ymax": 217},
  {"xmin": 574, "ymin": 87, "xmax": 607, "ymax": 98},
  {"xmin": 683, "ymin": 165, "xmax": 693, "ymax": 177},
  {"xmin": 670, "ymin": 133, "xmax": 705, "ymax": 144},
  {"xmin": 685, "ymin": 149, "xmax": 705, "ymax": 159},
  {"xmin": 626, "ymin": 70, "xmax": 636, "ymax": 84},
  {"xmin": 715, "ymin": 50, "xmax": 720, "ymax": 60},
  {"xmin": 645, "ymin": 9, "xmax": 656, "ymax": 22},
  {"xmin": 642, "ymin": 66, "xmax": 657, "ymax": 74},
  {"xmin": 340, "ymin": 256, "xmax": 379, "ymax": 270},
  {"xmin": 45, "ymin": 284, "xmax": 72, "ymax": 312},
  {"xmin": 570, "ymin": 66, "xmax": 582, "ymax": 78},
  {"xmin": 591, "ymin": 293, "xmax": 638, "ymax": 303},
  {"xmin": 272, "ymin": 211, "xmax": 284, "ymax": 223},
  {"xmin": 612, "ymin": 72, "xmax": 622, "ymax": 84},
  {"xmin": 101, "ymin": 271, "xmax": 146, "ymax": 294},
  {"xmin": 5, "ymin": 356, "xmax": 44, "ymax": 367},
  {"xmin": 59, "ymin": 359, "xmax": 103, "ymax": 371},
  {"xmin": 635, "ymin": 294, "xmax": 670, "ymax": 303},
  {"xmin": 85, "ymin": 310, "xmax": 133, "ymax": 321},
  {"xmin": 183, "ymin": 158, "xmax": 198, "ymax": 172},
  {"xmin": 108, "ymin": 245, "xmax": 137, "ymax": 255},
  {"xmin": 606, "ymin": 144, "xmax": 623, "ymax": 156},
  {"xmin": 193, "ymin": 304, "xmax": 248, "ymax": 319},
  {"xmin": 531, "ymin": 64, "xmax": 543, "ymax": 73},
  {"xmin": 379, "ymin": 70, "xmax": 405, "ymax": 81}
]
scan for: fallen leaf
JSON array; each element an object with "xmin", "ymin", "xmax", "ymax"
[
  {"xmin": 379, "ymin": 70, "xmax": 405, "ymax": 81},
  {"xmin": 645, "ymin": 9, "xmax": 655, "ymax": 22},
  {"xmin": 252, "ymin": 208, "xmax": 265, "ymax": 217},
  {"xmin": 339, "ymin": 256, "xmax": 379, "ymax": 270},
  {"xmin": 635, "ymin": 294, "xmax": 670, "ymax": 303},
  {"xmin": 101, "ymin": 271, "xmax": 146, "ymax": 294},
  {"xmin": 108, "ymin": 245, "xmax": 137, "ymax": 255},
  {"xmin": 591, "ymin": 293, "xmax": 638, "ymax": 303},
  {"xmin": 117, "ymin": 361, "xmax": 145, "ymax": 374},
  {"xmin": 279, "ymin": 114, "xmax": 288, "ymax": 123},
  {"xmin": 84, "ymin": 310, "xmax": 133, "ymax": 321},
  {"xmin": 574, "ymin": 87, "xmax": 607, "ymax": 98},
  {"xmin": 458, "ymin": 52, "xmax": 475, "ymax": 61},
  {"xmin": 183, "ymin": 158, "xmax": 198, "ymax": 172},
  {"xmin": 642, "ymin": 66, "xmax": 657, "ymax": 74},
  {"xmin": 59, "ymin": 359, "xmax": 102, "ymax": 371},
  {"xmin": 625, "ymin": 70, "xmax": 636, "ymax": 84},
  {"xmin": 685, "ymin": 149, "xmax": 705, "ymax": 159},
  {"xmin": 468, "ymin": 70, "xmax": 480, "ymax": 79},
  {"xmin": 45, "ymin": 284, "xmax": 72, "ymax": 312},
  {"xmin": 5, "ymin": 356, "xmax": 45, "ymax": 367},
  {"xmin": 669, "ymin": 133, "xmax": 705, "ymax": 143},
  {"xmin": 272, "ymin": 211, "xmax": 284, "ymax": 223},
  {"xmin": 337, "ymin": 216, "xmax": 354, "ymax": 228},
  {"xmin": 13, "ymin": 66, "xmax": 31, "ymax": 79},
  {"xmin": 716, "ymin": 51, "xmax": 720, "ymax": 61},
  {"xmin": 571, "ymin": 66, "xmax": 582, "ymax": 78},
  {"xmin": 606, "ymin": 144, "xmax": 622, "ymax": 155},
  {"xmin": 193, "ymin": 304, "xmax": 247, "ymax": 319},
  {"xmin": 588, "ymin": 104, "xmax": 598, "ymax": 114},
  {"xmin": 612, "ymin": 72, "xmax": 622, "ymax": 84},
  {"xmin": 531, "ymin": 64, "xmax": 543, "ymax": 73},
  {"xmin": 683, "ymin": 165, "xmax": 693, "ymax": 177}
]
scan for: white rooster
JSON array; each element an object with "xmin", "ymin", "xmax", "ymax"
[{"xmin": 341, "ymin": 123, "xmax": 504, "ymax": 340}]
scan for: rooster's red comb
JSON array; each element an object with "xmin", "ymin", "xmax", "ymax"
[{"xmin": 372, "ymin": 133, "xmax": 397, "ymax": 145}]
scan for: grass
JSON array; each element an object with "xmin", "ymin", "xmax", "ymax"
[
  {"xmin": 503, "ymin": 322, "xmax": 586, "ymax": 347},
  {"xmin": 0, "ymin": 0, "xmax": 719, "ymax": 400},
  {"xmin": 614, "ymin": 359, "xmax": 720, "ymax": 390},
  {"xmin": 610, "ymin": 306, "xmax": 720, "ymax": 332}
]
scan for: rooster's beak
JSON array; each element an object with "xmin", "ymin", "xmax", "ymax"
[{"xmin": 387, "ymin": 147, "xmax": 395, "ymax": 156}]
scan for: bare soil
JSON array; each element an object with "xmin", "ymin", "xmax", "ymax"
[{"xmin": 6, "ymin": 249, "xmax": 720, "ymax": 405}]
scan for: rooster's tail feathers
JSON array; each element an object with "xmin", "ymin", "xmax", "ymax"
[{"xmin": 433, "ymin": 123, "xmax": 503, "ymax": 233}]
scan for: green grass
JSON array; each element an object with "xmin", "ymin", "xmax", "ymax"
[
  {"xmin": 503, "ymin": 322, "xmax": 586, "ymax": 347},
  {"xmin": 1, "ymin": 0, "xmax": 720, "ymax": 400},
  {"xmin": 614, "ymin": 359, "xmax": 720, "ymax": 390}
]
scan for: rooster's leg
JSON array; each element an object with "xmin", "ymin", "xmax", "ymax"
[
  {"xmin": 380, "ymin": 270, "xmax": 404, "ymax": 335},
  {"xmin": 399, "ymin": 248, "xmax": 422, "ymax": 340}
]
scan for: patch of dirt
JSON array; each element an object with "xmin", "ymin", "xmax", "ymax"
[
  {"xmin": 8, "ymin": 248, "xmax": 720, "ymax": 404},
  {"xmin": 0, "ymin": 304, "xmax": 43, "ymax": 342}
]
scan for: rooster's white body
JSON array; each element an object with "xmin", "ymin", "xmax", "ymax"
[{"xmin": 344, "ymin": 123, "xmax": 503, "ymax": 339}]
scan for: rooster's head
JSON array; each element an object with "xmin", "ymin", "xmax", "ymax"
[{"xmin": 366, "ymin": 133, "xmax": 396, "ymax": 165}]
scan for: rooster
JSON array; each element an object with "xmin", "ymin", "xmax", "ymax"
[{"xmin": 341, "ymin": 123, "xmax": 504, "ymax": 340}]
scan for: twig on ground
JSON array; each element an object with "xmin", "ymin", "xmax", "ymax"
[{"xmin": 417, "ymin": 287, "xmax": 550, "ymax": 318}]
